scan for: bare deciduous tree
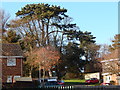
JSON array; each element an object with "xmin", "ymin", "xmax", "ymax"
[
  {"xmin": 101, "ymin": 49, "xmax": 120, "ymax": 76},
  {"xmin": 25, "ymin": 46, "xmax": 60, "ymax": 77},
  {"xmin": 0, "ymin": 9, "xmax": 10, "ymax": 34}
]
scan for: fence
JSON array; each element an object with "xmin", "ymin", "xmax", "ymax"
[{"xmin": 2, "ymin": 85, "xmax": 120, "ymax": 90}]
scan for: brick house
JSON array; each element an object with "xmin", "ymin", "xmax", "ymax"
[
  {"xmin": 0, "ymin": 43, "xmax": 24, "ymax": 84},
  {"xmin": 100, "ymin": 49, "xmax": 120, "ymax": 85},
  {"xmin": 101, "ymin": 58, "xmax": 120, "ymax": 85}
]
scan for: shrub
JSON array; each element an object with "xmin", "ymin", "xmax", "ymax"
[
  {"xmin": 110, "ymin": 80, "xmax": 115, "ymax": 85},
  {"xmin": 62, "ymin": 73, "xmax": 80, "ymax": 79}
]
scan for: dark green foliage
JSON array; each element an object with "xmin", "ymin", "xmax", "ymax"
[
  {"xmin": 22, "ymin": 63, "xmax": 31, "ymax": 77},
  {"xmin": 64, "ymin": 30, "xmax": 96, "ymax": 45},
  {"xmin": 62, "ymin": 73, "xmax": 80, "ymax": 79},
  {"xmin": 16, "ymin": 3, "xmax": 67, "ymax": 19},
  {"xmin": 109, "ymin": 34, "xmax": 120, "ymax": 51},
  {"xmin": 12, "ymin": 3, "xmax": 69, "ymax": 49},
  {"xmin": 63, "ymin": 42, "xmax": 85, "ymax": 72},
  {"xmin": 2, "ymin": 30, "xmax": 21, "ymax": 43},
  {"xmin": 59, "ymin": 29, "xmax": 97, "ymax": 74},
  {"xmin": 110, "ymin": 80, "xmax": 115, "ymax": 85}
]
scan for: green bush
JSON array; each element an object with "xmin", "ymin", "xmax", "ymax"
[
  {"xmin": 110, "ymin": 80, "xmax": 115, "ymax": 85},
  {"xmin": 62, "ymin": 73, "xmax": 80, "ymax": 79}
]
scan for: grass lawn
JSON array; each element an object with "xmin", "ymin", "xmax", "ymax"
[
  {"xmin": 63, "ymin": 79, "xmax": 100, "ymax": 86},
  {"xmin": 63, "ymin": 79, "xmax": 86, "ymax": 85},
  {"xmin": 64, "ymin": 79, "xmax": 85, "ymax": 83}
]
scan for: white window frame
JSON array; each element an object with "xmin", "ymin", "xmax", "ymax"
[
  {"xmin": 13, "ymin": 76, "xmax": 21, "ymax": 82},
  {"xmin": 7, "ymin": 58, "xmax": 16, "ymax": 66},
  {"xmin": 7, "ymin": 76, "xmax": 12, "ymax": 83},
  {"xmin": 14, "ymin": 76, "xmax": 21, "ymax": 80}
]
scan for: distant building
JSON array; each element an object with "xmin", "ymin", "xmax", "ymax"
[
  {"xmin": 84, "ymin": 60, "xmax": 102, "ymax": 80},
  {"xmin": 101, "ymin": 58, "xmax": 120, "ymax": 85},
  {"xmin": 0, "ymin": 43, "xmax": 24, "ymax": 84},
  {"xmin": 84, "ymin": 72, "xmax": 100, "ymax": 80},
  {"xmin": 100, "ymin": 49, "xmax": 120, "ymax": 85}
]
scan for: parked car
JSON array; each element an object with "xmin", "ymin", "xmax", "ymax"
[
  {"xmin": 57, "ymin": 80, "xmax": 65, "ymax": 85},
  {"xmin": 85, "ymin": 78, "xmax": 99, "ymax": 84},
  {"xmin": 38, "ymin": 81, "xmax": 64, "ymax": 88},
  {"xmin": 35, "ymin": 78, "xmax": 64, "ymax": 88},
  {"xmin": 100, "ymin": 83, "xmax": 111, "ymax": 85}
]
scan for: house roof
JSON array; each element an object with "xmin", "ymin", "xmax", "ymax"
[
  {"xmin": 0, "ymin": 43, "xmax": 24, "ymax": 56},
  {"xmin": 98, "ymin": 49, "xmax": 120, "ymax": 61}
]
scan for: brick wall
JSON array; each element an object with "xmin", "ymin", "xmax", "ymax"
[
  {"xmin": 2, "ymin": 58, "xmax": 23, "ymax": 83},
  {"xmin": 103, "ymin": 74, "xmax": 118, "ymax": 85}
]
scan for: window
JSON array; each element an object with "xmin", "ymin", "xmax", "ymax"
[
  {"xmin": 13, "ymin": 76, "xmax": 21, "ymax": 82},
  {"xmin": 7, "ymin": 58, "xmax": 16, "ymax": 66},
  {"xmin": 7, "ymin": 76, "xmax": 12, "ymax": 83},
  {"xmin": 14, "ymin": 76, "xmax": 20, "ymax": 81}
]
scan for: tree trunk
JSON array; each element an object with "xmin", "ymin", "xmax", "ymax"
[
  {"xmin": 39, "ymin": 63, "xmax": 41, "ymax": 80},
  {"xmin": 41, "ymin": 21, "xmax": 45, "ymax": 46},
  {"xmin": 43, "ymin": 68, "xmax": 45, "ymax": 78},
  {"xmin": 29, "ymin": 67, "xmax": 32, "ymax": 78},
  {"xmin": 48, "ymin": 69, "xmax": 52, "ymax": 77},
  {"xmin": 46, "ymin": 19, "xmax": 50, "ymax": 45}
]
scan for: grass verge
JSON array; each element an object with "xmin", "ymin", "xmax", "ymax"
[
  {"xmin": 63, "ymin": 79, "xmax": 85, "ymax": 85},
  {"xmin": 64, "ymin": 79, "xmax": 85, "ymax": 83},
  {"xmin": 63, "ymin": 79, "xmax": 100, "ymax": 86}
]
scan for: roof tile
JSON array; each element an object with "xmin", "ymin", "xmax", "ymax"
[{"xmin": 0, "ymin": 43, "xmax": 24, "ymax": 56}]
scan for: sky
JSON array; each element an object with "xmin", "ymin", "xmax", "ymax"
[{"xmin": 1, "ymin": 1, "xmax": 118, "ymax": 45}]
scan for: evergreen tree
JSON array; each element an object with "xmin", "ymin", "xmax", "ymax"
[
  {"xmin": 2, "ymin": 30, "xmax": 21, "ymax": 43},
  {"xmin": 109, "ymin": 34, "xmax": 120, "ymax": 51}
]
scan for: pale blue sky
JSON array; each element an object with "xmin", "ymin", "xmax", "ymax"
[{"xmin": 1, "ymin": 2, "xmax": 118, "ymax": 45}]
